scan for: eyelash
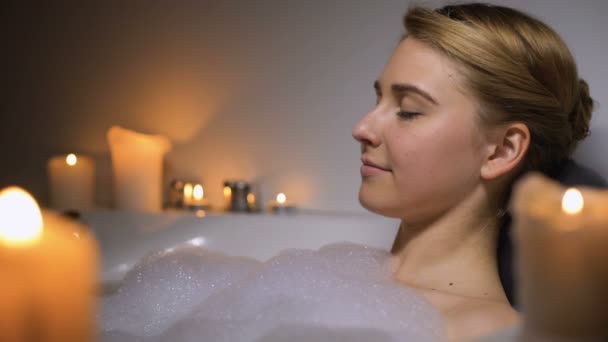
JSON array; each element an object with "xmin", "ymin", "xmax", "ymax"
[
  {"xmin": 375, "ymin": 94, "xmax": 421, "ymax": 120},
  {"xmin": 396, "ymin": 110, "xmax": 421, "ymax": 119}
]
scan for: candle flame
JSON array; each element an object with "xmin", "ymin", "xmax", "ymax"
[
  {"xmin": 183, "ymin": 183, "xmax": 193, "ymax": 198},
  {"xmin": 247, "ymin": 193, "xmax": 255, "ymax": 205},
  {"xmin": 0, "ymin": 186, "xmax": 43, "ymax": 246},
  {"xmin": 562, "ymin": 188, "xmax": 584, "ymax": 215},
  {"xmin": 223, "ymin": 186, "xmax": 232, "ymax": 198},
  {"xmin": 66, "ymin": 153, "xmax": 78, "ymax": 166},
  {"xmin": 193, "ymin": 184, "xmax": 204, "ymax": 200},
  {"xmin": 276, "ymin": 193, "xmax": 286, "ymax": 204}
]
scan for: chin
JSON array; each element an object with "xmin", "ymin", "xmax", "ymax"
[{"xmin": 358, "ymin": 187, "xmax": 403, "ymax": 219}]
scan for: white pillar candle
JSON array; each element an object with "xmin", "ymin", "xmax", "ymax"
[
  {"xmin": 0, "ymin": 186, "xmax": 98, "ymax": 342},
  {"xmin": 47, "ymin": 153, "xmax": 95, "ymax": 211},
  {"xmin": 511, "ymin": 173, "xmax": 608, "ymax": 340},
  {"xmin": 107, "ymin": 126, "xmax": 171, "ymax": 212}
]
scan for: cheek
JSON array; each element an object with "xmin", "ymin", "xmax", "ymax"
[
  {"xmin": 388, "ymin": 122, "xmax": 454, "ymax": 174},
  {"xmin": 379, "ymin": 128, "xmax": 430, "ymax": 203},
  {"xmin": 387, "ymin": 120, "xmax": 483, "ymax": 217},
  {"xmin": 393, "ymin": 118, "xmax": 482, "ymax": 172}
]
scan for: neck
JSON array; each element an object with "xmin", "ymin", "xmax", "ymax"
[{"xmin": 391, "ymin": 193, "xmax": 507, "ymax": 302}]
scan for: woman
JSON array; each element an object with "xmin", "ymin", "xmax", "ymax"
[{"xmin": 352, "ymin": 3, "xmax": 594, "ymax": 341}]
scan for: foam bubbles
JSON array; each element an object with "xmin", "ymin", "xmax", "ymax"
[
  {"xmin": 99, "ymin": 242, "xmax": 446, "ymax": 341},
  {"xmin": 98, "ymin": 245, "xmax": 260, "ymax": 337}
]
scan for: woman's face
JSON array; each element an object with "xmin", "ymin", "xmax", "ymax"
[{"xmin": 352, "ymin": 37, "xmax": 489, "ymax": 224}]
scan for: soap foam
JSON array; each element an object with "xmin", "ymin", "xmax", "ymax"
[
  {"xmin": 99, "ymin": 243, "xmax": 446, "ymax": 341},
  {"xmin": 99, "ymin": 246, "xmax": 261, "ymax": 337}
]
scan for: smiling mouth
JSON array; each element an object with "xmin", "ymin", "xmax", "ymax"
[
  {"xmin": 360, "ymin": 157, "xmax": 391, "ymax": 172},
  {"xmin": 360, "ymin": 163, "xmax": 391, "ymax": 177},
  {"xmin": 364, "ymin": 163, "xmax": 391, "ymax": 172}
]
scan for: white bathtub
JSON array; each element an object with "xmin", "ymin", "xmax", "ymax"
[
  {"xmin": 83, "ymin": 209, "xmax": 401, "ymax": 288},
  {"xmin": 87, "ymin": 209, "xmax": 522, "ymax": 341}
]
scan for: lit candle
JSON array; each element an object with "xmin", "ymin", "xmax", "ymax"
[
  {"xmin": 107, "ymin": 126, "xmax": 171, "ymax": 212},
  {"xmin": 223, "ymin": 185, "xmax": 232, "ymax": 210},
  {"xmin": 511, "ymin": 173, "xmax": 608, "ymax": 340},
  {"xmin": 183, "ymin": 183, "xmax": 194, "ymax": 207},
  {"xmin": 269, "ymin": 192, "xmax": 296, "ymax": 214},
  {"xmin": 0, "ymin": 186, "xmax": 98, "ymax": 342},
  {"xmin": 247, "ymin": 192, "xmax": 257, "ymax": 211},
  {"xmin": 186, "ymin": 184, "xmax": 210, "ymax": 210},
  {"xmin": 47, "ymin": 153, "xmax": 95, "ymax": 211}
]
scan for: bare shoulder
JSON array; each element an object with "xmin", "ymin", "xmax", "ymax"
[{"xmin": 444, "ymin": 298, "xmax": 521, "ymax": 342}]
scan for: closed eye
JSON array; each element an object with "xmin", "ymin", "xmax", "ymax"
[{"xmin": 396, "ymin": 110, "xmax": 421, "ymax": 119}]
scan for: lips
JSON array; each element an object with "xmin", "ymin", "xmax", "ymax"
[
  {"xmin": 360, "ymin": 157, "xmax": 391, "ymax": 176},
  {"xmin": 361, "ymin": 157, "xmax": 391, "ymax": 171}
]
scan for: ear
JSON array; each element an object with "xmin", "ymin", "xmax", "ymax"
[{"xmin": 481, "ymin": 123, "xmax": 530, "ymax": 180}]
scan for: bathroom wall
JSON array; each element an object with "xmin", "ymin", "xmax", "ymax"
[{"xmin": 2, "ymin": 0, "xmax": 607, "ymax": 213}]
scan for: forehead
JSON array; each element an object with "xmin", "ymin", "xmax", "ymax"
[{"xmin": 379, "ymin": 37, "xmax": 467, "ymax": 102}]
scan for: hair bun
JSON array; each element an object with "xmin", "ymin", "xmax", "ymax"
[{"xmin": 570, "ymin": 79, "xmax": 594, "ymax": 143}]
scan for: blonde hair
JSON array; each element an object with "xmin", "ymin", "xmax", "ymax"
[{"xmin": 404, "ymin": 3, "xmax": 593, "ymax": 176}]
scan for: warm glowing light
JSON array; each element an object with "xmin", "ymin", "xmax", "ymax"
[
  {"xmin": 193, "ymin": 184, "xmax": 204, "ymax": 200},
  {"xmin": 562, "ymin": 188, "xmax": 584, "ymax": 215},
  {"xmin": 224, "ymin": 186, "xmax": 232, "ymax": 198},
  {"xmin": 276, "ymin": 193, "xmax": 286, "ymax": 204},
  {"xmin": 195, "ymin": 209, "xmax": 206, "ymax": 218},
  {"xmin": 0, "ymin": 186, "xmax": 44, "ymax": 246},
  {"xmin": 247, "ymin": 193, "xmax": 255, "ymax": 205},
  {"xmin": 183, "ymin": 183, "xmax": 193, "ymax": 198},
  {"xmin": 66, "ymin": 153, "xmax": 78, "ymax": 166}
]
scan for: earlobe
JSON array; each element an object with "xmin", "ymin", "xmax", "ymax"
[{"xmin": 481, "ymin": 123, "xmax": 530, "ymax": 180}]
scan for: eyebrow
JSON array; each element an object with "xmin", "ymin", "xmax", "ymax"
[{"xmin": 373, "ymin": 80, "xmax": 439, "ymax": 105}]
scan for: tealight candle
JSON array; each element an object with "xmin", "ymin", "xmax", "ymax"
[
  {"xmin": 187, "ymin": 184, "xmax": 210, "ymax": 210},
  {"xmin": 511, "ymin": 173, "xmax": 608, "ymax": 340},
  {"xmin": 247, "ymin": 192, "xmax": 257, "ymax": 211},
  {"xmin": 223, "ymin": 185, "xmax": 232, "ymax": 210},
  {"xmin": 47, "ymin": 153, "xmax": 95, "ymax": 211},
  {"xmin": 0, "ymin": 186, "xmax": 98, "ymax": 342},
  {"xmin": 269, "ymin": 192, "xmax": 296, "ymax": 214},
  {"xmin": 183, "ymin": 183, "xmax": 194, "ymax": 207}
]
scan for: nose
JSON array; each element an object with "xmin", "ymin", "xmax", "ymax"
[{"xmin": 352, "ymin": 110, "xmax": 381, "ymax": 148}]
